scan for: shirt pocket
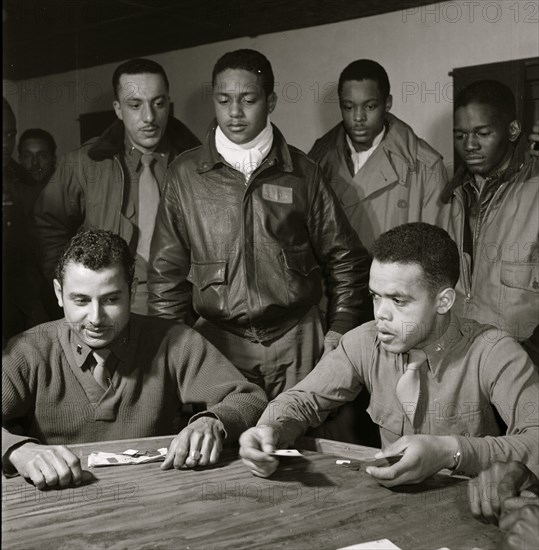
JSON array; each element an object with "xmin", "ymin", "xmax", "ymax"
[
  {"xmin": 281, "ymin": 247, "xmax": 321, "ymax": 307},
  {"xmin": 187, "ymin": 261, "xmax": 228, "ymax": 319},
  {"xmin": 367, "ymin": 396, "xmax": 404, "ymax": 438}
]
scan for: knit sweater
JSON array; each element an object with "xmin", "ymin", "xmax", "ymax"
[{"xmin": 2, "ymin": 314, "xmax": 267, "ymax": 462}]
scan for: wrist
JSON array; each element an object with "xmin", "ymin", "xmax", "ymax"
[{"xmin": 441, "ymin": 435, "xmax": 461, "ymax": 470}]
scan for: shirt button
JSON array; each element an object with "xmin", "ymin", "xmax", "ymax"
[
  {"xmin": 461, "ymin": 431, "xmax": 470, "ymax": 437},
  {"xmin": 397, "ymin": 199, "xmax": 408, "ymax": 208},
  {"xmin": 378, "ymin": 418, "xmax": 384, "ymax": 425}
]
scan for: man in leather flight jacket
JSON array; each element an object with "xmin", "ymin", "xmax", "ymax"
[{"xmin": 148, "ymin": 49, "xmax": 371, "ymax": 399}]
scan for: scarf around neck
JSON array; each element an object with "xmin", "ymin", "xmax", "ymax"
[{"xmin": 215, "ymin": 118, "xmax": 274, "ymax": 181}]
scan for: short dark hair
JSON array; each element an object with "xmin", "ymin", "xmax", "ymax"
[
  {"xmin": 338, "ymin": 59, "xmax": 390, "ymax": 99},
  {"xmin": 18, "ymin": 128, "xmax": 56, "ymax": 156},
  {"xmin": 212, "ymin": 49, "xmax": 274, "ymax": 97},
  {"xmin": 371, "ymin": 223, "xmax": 459, "ymax": 294},
  {"xmin": 112, "ymin": 58, "xmax": 169, "ymax": 100},
  {"xmin": 55, "ymin": 230, "xmax": 135, "ymax": 290},
  {"xmin": 454, "ymin": 80, "xmax": 516, "ymax": 122}
]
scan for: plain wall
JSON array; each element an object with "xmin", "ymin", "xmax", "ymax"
[{"xmin": 4, "ymin": 0, "xmax": 538, "ymax": 170}]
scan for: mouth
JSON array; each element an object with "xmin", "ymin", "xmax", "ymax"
[
  {"xmin": 464, "ymin": 156, "xmax": 484, "ymax": 164},
  {"xmin": 228, "ymin": 123, "xmax": 247, "ymax": 131},
  {"xmin": 84, "ymin": 326, "xmax": 110, "ymax": 339},
  {"xmin": 140, "ymin": 127, "xmax": 159, "ymax": 136},
  {"xmin": 376, "ymin": 326, "xmax": 395, "ymax": 342}
]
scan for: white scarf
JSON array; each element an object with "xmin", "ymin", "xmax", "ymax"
[
  {"xmin": 346, "ymin": 127, "xmax": 385, "ymax": 175},
  {"xmin": 215, "ymin": 118, "xmax": 274, "ymax": 181}
]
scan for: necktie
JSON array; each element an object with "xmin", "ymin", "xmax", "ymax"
[
  {"xmin": 395, "ymin": 348, "xmax": 427, "ymax": 428},
  {"xmin": 92, "ymin": 348, "xmax": 111, "ymax": 390},
  {"xmin": 137, "ymin": 153, "xmax": 160, "ymax": 262}
]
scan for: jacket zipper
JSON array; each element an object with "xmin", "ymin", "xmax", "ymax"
[{"xmin": 465, "ymin": 181, "xmax": 507, "ymax": 305}]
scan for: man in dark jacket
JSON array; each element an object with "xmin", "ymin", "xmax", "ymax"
[
  {"xmin": 148, "ymin": 49, "xmax": 371, "ymax": 400},
  {"xmin": 33, "ymin": 58, "xmax": 200, "ymax": 316}
]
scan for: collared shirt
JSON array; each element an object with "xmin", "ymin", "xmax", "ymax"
[
  {"xmin": 346, "ymin": 127, "xmax": 385, "ymax": 175},
  {"xmin": 68, "ymin": 327, "xmax": 129, "ymax": 402},
  {"xmin": 122, "ymin": 136, "xmax": 170, "ymax": 282},
  {"xmin": 258, "ymin": 313, "xmax": 539, "ymax": 477}
]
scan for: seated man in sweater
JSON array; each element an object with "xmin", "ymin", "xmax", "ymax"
[
  {"xmin": 2, "ymin": 230, "xmax": 267, "ymax": 490},
  {"xmin": 239, "ymin": 223, "xmax": 538, "ymax": 485}
]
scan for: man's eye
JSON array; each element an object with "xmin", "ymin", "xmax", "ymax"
[
  {"xmin": 366, "ymin": 104, "xmax": 377, "ymax": 110},
  {"xmin": 74, "ymin": 299, "xmax": 89, "ymax": 306},
  {"xmin": 341, "ymin": 104, "xmax": 352, "ymax": 111},
  {"xmin": 393, "ymin": 298, "xmax": 406, "ymax": 306},
  {"xmin": 128, "ymin": 103, "xmax": 141, "ymax": 110},
  {"xmin": 454, "ymin": 133, "xmax": 465, "ymax": 140},
  {"xmin": 477, "ymin": 132, "xmax": 491, "ymax": 137},
  {"xmin": 103, "ymin": 297, "xmax": 119, "ymax": 305}
]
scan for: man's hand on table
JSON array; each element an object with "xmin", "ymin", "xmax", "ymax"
[
  {"xmin": 499, "ymin": 501, "xmax": 539, "ymax": 550},
  {"xmin": 162, "ymin": 416, "xmax": 225, "ymax": 470},
  {"xmin": 7, "ymin": 442, "xmax": 82, "ymax": 490},
  {"xmin": 365, "ymin": 434, "xmax": 459, "ymax": 487},
  {"xmin": 468, "ymin": 461, "xmax": 539, "ymax": 524},
  {"xmin": 239, "ymin": 425, "xmax": 280, "ymax": 478}
]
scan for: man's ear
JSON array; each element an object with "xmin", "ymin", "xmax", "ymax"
[
  {"xmin": 384, "ymin": 94, "xmax": 393, "ymax": 113},
  {"xmin": 267, "ymin": 92, "xmax": 278, "ymax": 115},
  {"xmin": 130, "ymin": 277, "xmax": 138, "ymax": 306},
  {"xmin": 53, "ymin": 279, "xmax": 64, "ymax": 308},
  {"xmin": 113, "ymin": 100, "xmax": 123, "ymax": 121},
  {"xmin": 436, "ymin": 287, "xmax": 455, "ymax": 315},
  {"xmin": 508, "ymin": 119, "xmax": 521, "ymax": 143}
]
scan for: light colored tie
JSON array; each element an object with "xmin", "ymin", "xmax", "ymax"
[
  {"xmin": 137, "ymin": 153, "xmax": 160, "ymax": 262},
  {"xmin": 92, "ymin": 349, "xmax": 111, "ymax": 390},
  {"xmin": 395, "ymin": 348, "xmax": 427, "ymax": 428}
]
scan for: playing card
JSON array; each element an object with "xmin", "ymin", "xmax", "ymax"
[{"xmin": 269, "ymin": 449, "xmax": 303, "ymax": 457}]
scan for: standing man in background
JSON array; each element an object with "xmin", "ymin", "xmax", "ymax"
[
  {"xmin": 18, "ymin": 128, "xmax": 56, "ymax": 187},
  {"xmin": 309, "ymin": 59, "xmax": 449, "ymax": 251},
  {"xmin": 444, "ymin": 80, "xmax": 539, "ymax": 364},
  {"xmin": 33, "ymin": 58, "xmax": 200, "ymax": 315},
  {"xmin": 148, "ymin": 49, "xmax": 370, "ymax": 402},
  {"xmin": 2, "ymin": 98, "xmax": 48, "ymax": 344}
]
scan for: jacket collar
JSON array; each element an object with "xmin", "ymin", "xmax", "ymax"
[
  {"xmin": 87, "ymin": 116, "xmax": 197, "ymax": 162},
  {"xmin": 196, "ymin": 120, "xmax": 294, "ymax": 175},
  {"xmin": 442, "ymin": 137, "xmax": 528, "ymax": 203}
]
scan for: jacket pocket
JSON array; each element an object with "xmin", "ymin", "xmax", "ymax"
[
  {"xmin": 282, "ymin": 247, "xmax": 319, "ymax": 276},
  {"xmin": 187, "ymin": 261, "xmax": 228, "ymax": 319},
  {"xmin": 498, "ymin": 261, "xmax": 539, "ymax": 339},
  {"xmin": 281, "ymin": 247, "xmax": 321, "ymax": 307}
]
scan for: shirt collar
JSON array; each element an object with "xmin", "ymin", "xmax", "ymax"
[
  {"xmin": 346, "ymin": 126, "xmax": 385, "ymax": 157},
  {"xmin": 420, "ymin": 311, "xmax": 464, "ymax": 378},
  {"xmin": 70, "ymin": 323, "xmax": 131, "ymax": 368},
  {"xmin": 124, "ymin": 135, "xmax": 170, "ymax": 169}
]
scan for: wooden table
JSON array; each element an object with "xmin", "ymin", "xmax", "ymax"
[{"xmin": 2, "ymin": 436, "xmax": 501, "ymax": 550}]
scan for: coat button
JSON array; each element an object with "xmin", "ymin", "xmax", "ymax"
[
  {"xmin": 461, "ymin": 431, "xmax": 470, "ymax": 437},
  {"xmin": 533, "ymin": 280, "xmax": 539, "ymax": 290},
  {"xmin": 397, "ymin": 199, "xmax": 408, "ymax": 208}
]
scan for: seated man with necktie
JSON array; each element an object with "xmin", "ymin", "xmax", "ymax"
[
  {"xmin": 239, "ymin": 222, "xmax": 539, "ymax": 486},
  {"xmin": 2, "ymin": 230, "xmax": 267, "ymax": 490}
]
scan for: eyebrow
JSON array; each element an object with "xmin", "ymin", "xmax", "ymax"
[
  {"xmin": 124, "ymin": 94, "xmax": 167, "ymax": 102},
  {"xmin": 68, "ymin": 291, "xmax": 122, "ymax": 299},
  {"xmin": 368, "ymin": 287, "xmax": 413, "ymax": 300},
  {"xmin": 453, "ymin": 124, "xmax": 492, "ymax": 133}
]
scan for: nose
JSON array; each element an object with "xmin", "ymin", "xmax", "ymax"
[
  {"xmin": 374, "ymin": 299, "xmax": 392, "ymax": 322},
  {"xmin": 353, "ymin": 107, "xmax": 366, "ymax": 122},
  {"xmin": 30, "ymin": 154, "xmax": 39, "ymax": 169},
  {"xmin": 464, "ymin": 133, "xmax": 479, "ymax": 151},
  {"xmin": 229, "ymin": 99, "xmax": 243, "ymax": 118},
  {"xmin": 87, "ymin": 300, "xmax": 104, "ymax": 325},
  {"xmin": 141, "ymin": 103, "xmax": 155, "ymax": 123}
]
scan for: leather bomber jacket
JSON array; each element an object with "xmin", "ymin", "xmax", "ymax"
[{"xmin": 148, "ymin": 123, "xmax": 371, "ymax": 343}]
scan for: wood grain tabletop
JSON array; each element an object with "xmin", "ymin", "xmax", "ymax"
[{"xmin": 2, "ymin": 436, "xmax": 501, "ymax": 550}]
